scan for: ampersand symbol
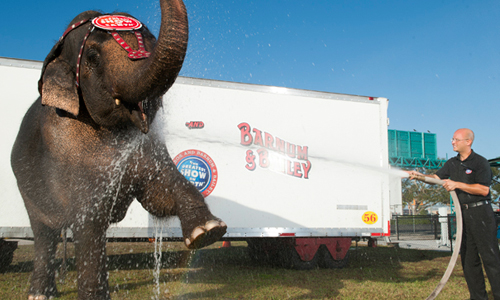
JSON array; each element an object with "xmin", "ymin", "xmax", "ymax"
[{"xmin": 245, "ymin": 150, "xmax": 256, "ymax": 171}]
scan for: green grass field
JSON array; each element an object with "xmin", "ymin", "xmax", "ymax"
[{"xmin": 0, "ymin": 240, "xmax": 492, "ymax": 299}]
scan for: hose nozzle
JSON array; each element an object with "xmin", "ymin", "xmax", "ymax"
[
  {"xmin": 412, "ymin": 174, "xmax": 426, "ymax": 182},
  {"xmin": 410, "ymin": 174, "xmax": 444, "ymax": 185}
]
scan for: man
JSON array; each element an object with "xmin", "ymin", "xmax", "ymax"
[{"xmin": 408, "ymin": 128, "xmax": 500, "ymax": 300}]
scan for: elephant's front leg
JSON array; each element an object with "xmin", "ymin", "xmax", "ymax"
[
  {"xmin": 72, "ymin": 224, "xmax": 110, "ymax": 300},
  {"xmin": 140, "ymin": 167, "xmax": 227, "ymax": 249},
  {"xmin": 29, "ymin": 220, "xmax": 59, "ymax": 299},
  {"xmin": 172, "ymin": 176, "xmax": 227, "ymax": 249}
]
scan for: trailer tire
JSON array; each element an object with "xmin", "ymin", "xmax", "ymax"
[
  {"xmin": 280, "ymin": 243, "xmax": 319, "ymax": 270},
  {"xmin": 247, "ymin": 239, "xmax": 273, "ymax": 264},
  {"xmin": 0, "ymin": 239, "xmax": 17, "ymax": 271},
  {"xmin": 0, "ymin": 253, "xmax": 13, "ymax": 271},
  {"xmin": 317, "ymin": 245, "xmax": 349, "ymax": 269},
  {"xmin": 247, "ymin": 239, "xmax": 320, "ymax": 269}
]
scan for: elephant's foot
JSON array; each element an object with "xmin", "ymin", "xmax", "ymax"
[
  {"xmin": 184, "ymin": 219, "xmax": 227, "ymax": 249},
  {"xmin": 28, "ymin": 283, "xmax": 57, "ymax": 300},
  {"xmin": 28, "ymin": 295, "xmax": 49, "ymax": 300}
]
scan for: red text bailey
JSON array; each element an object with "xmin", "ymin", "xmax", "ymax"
[{"xmin": 237, "ymin": 122, "xmax": 312, "ymax": 179}]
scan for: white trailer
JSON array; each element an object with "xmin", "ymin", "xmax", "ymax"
[{"xmin": 0, "ymin": 57, "xmax": 401, "ymax": 269}]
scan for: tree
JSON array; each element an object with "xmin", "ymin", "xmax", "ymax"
[
  {"xmin": 402, "ymin": 166, "xmax": 500, "ymax": 215},
  {"xmin": 491, "ymin": 166, "xmax": 500, "ymax": 201},
  {"xmin": 401, "ymin": 168, "xmax": 449, "ymax": 215}
]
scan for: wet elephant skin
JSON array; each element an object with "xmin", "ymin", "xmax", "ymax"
[{"xmin": 11, "ymin": 1, "xmax": 226, "ymax": 299}]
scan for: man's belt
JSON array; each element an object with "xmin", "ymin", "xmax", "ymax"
[{"xmin": 461, "ymin": 200, "xmax": 490, "ymax": 210}]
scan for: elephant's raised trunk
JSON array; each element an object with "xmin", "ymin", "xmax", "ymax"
[{"xmin": 117, "ymin": 0, "xmax": 188, "ymax": 105}]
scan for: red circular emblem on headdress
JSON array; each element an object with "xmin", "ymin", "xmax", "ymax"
[{"xmin": 92, "ymin": 15, "xmax": 142, "ymax": 31}]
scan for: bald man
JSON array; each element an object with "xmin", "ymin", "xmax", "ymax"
[{"xmin": 409, "ymin": 128, "xmax": 500, "ymax": 300}]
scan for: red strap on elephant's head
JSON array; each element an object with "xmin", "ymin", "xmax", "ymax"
[
  {"xmin": 56, "ymin": 15, "xmax": 151, "ymax": 87},
  {"xmin": 92, "ymin": 15, "xmax": 151, "ymax": 60}
]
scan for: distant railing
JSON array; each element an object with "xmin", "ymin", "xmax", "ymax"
[
  {"xmin": 391, "ymin": 215, "xmax": 457, "ymax": 252},
  {"xmin": 389, "ymin": 157, "xmax": 446, "ymax": 169}
]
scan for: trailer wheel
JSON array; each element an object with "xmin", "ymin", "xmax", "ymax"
[
  {"xmin": 280, "ymin": 243, "xmax": 319, "ymax": 270},
  {"xmin": 317, "ymin": 245, "xmax": 349, "ymax": 269},
  {"xmin": 247, "ymin": 239, "xmax": 319, "ymax": 269},
  {"xmin": 247, "ymin": 239, "xmax": 273, "ymax": 264},
  {"xmin": 0, "ymin": 239, "xmax": 17, "ymax": 271}
]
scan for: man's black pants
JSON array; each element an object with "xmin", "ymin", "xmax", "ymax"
[{"xmin": 461, "ymin": 204, "xmax": 500, "ymax": 300}]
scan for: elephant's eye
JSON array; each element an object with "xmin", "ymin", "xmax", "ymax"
[{"xmin": 85, "ymin": 48, "xmax": 101, "ymax": 67}]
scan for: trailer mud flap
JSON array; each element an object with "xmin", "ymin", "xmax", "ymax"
[
  {"xmin": 0, "ymin": 239, "xmax": 18, "ymax": 271},
  {"xmin": 295, "ymin": 237, "xmax": 351, "ymax": 262}
]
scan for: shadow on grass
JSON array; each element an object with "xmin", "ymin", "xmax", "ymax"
[
  {"xmin": 1, "ymin": 243, "xmax": 455, "ymax": 299},
  {"xmin": 1, "ymin": 248, "xmax": 195, "ymax": 273},
  {"xmin": 171, "ymin": 245, "xmax": 454, "ymax": 299}
]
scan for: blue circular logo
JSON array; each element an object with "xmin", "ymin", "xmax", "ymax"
[{"xmin": 173, "ymin": 150, "xmax": 218, "ymax": 197}]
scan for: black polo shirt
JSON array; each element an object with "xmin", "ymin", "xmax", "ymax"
[{"xmin": 435, "ymin": 150, "xmax": 492, "ymax": 204}]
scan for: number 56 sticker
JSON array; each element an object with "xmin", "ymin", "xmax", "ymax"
[{"xmin": 362, "ymin": 211, "xmax": 378, "ymax": 225}]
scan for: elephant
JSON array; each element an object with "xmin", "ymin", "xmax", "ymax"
[{"xmin": 10, "ymin": 0, "xmax": 227, "ymax": 299}]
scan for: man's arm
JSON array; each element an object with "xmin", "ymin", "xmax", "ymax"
[
  {"xmin": 406, "ymin": 171, "xmax": 489, "ymax": 196},
  {"xmin": 442, "ymin": 180, "xmax": 490, "ymax": 197},
  {"xmin": 406, "ymin": 171, "xmax": 440, "ymax": 182}
]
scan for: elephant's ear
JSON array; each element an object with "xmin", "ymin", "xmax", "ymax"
[{"xmin": 39, "ymin": 59, "xmax": 80, "ymax": 117}]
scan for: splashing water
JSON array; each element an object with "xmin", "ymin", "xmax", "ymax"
[
  {"xmin": 103, "ymin": 134, "xmax": 144, "ymax": 222},
  {"xmin": 152, "ymin": 217, "xmax": 165, "ymax": 300},
  {"xmin": 399, "ymin": 170, "xmax": 410, "ymax": 178},
  {"xmin": 160, "ymin": 117, "xmax": 410, "ymax": 181},
  {"xmin": 307, "ymin": 153, "xmax": 410, "ymax": 179}
]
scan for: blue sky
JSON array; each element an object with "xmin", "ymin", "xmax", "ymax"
[{"xmin": 2, "ymin": 0, "xmax": 499, "ymax": 160}]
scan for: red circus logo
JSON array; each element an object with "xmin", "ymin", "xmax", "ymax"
[{"xmin": 92, "ymin": 15, "xmax": 143, "ymax": 31}]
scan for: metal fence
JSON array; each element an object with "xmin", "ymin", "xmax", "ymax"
[{"xmin": 390, "ymin": 215, "xmax": 458, "ymax": 252}]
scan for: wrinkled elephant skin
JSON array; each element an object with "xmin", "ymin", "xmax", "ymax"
[{"xmin": 10, "ymin": 1, "xmax": 226, "ymax": 299}]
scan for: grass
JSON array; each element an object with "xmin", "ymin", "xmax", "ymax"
[{"xmin": 0, "ymin": 240, "xmax": 493, "ymax": 299}]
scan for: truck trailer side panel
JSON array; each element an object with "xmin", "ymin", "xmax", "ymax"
[
  {"xmin": 0, "ymin": 57, "xmax": 400, "ymax": 241},
  {"xmin": 160, "ymin": 78, "xmax": 392, "ymax": 238},
  {"xmin": 0, "ymin": 58, "xmax": 40, "ymax": 238}
]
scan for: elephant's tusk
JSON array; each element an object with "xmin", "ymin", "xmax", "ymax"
[
  {"xmin": 115, "ymin": 99, "xmax": 121, "ymax": 106},
  {"xmin": 138, "ymin": 101, "xmax": 146, "ymax": 121}
]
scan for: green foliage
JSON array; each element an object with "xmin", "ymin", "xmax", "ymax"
[
  {"xmin": 401, "ymin": 168, "xmax": 449, "ymax": 215},
  {"xmin": 402, "ymin": 165, "xmax": 500, "ymax": 214},
  {"xmin": 491, "ymin": 167, "xmax": 500, "ymax": 201}
]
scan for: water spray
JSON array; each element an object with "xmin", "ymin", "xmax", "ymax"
[{"xmin": 408, "ymin": 174, "xmax": 462, "ymax": 300}]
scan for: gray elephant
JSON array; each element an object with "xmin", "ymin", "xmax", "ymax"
[{"xmin": 10, "ymin": 0, "xmax": 227, "ymax": 299}]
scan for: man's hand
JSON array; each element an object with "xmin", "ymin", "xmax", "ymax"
[
  {"xmin": 405, "ymin": 171, "xmax": 440, "ymax": 183},
  {"xmin": 442, "ymin": 179, "xmax": 458, "ymax": 191},
  {"xmin": 406, "ymin": 170, "xmax": 424, "ymax": 180},
  {"xmin": 442, "ymin": 180, "xmax": 490, "ymax": 196}
]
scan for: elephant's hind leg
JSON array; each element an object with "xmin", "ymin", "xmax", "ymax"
[{"xmin": 29, "ymin": 221, "xmax": 59, "ymax": 299}]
